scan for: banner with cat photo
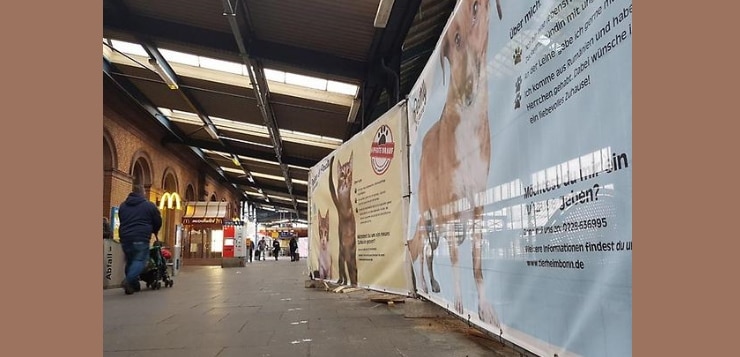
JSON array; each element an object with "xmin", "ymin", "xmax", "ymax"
[
  {"xmin": 308, "ymin": 102, "xmax": 412, "ymax": 295},
  {"xmin": 405, "ymin": 0, "xmax": 632, "ymax": 356}
]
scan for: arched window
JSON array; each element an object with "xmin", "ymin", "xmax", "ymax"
[{"xmin": 185, "ymin": 184, "xmax": 196, "ymax": 202}]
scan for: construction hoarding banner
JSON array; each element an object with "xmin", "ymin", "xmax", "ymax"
[
  {"xmin": 308, "ymin": 102, "xmax": 411, "ymax": 295},
  {"xmin": 404, "ymin": 0, "xmax": 632, "ymax": 356}
]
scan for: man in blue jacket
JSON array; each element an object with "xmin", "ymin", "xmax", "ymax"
[{"xmin": 118, "ymin": 185, "xmax": 162, "ymax": 295}]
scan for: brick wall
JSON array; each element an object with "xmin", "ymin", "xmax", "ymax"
[{"xmin": 103, "ymin": 82, "xmax": 241, "ymax": 244}]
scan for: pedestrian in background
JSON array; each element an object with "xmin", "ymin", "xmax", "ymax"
[
  {"xmin": 246, "ymin": 239, "xmax": 254, "ymax": 263},
  {"xmin": 273, "ymin": 239, "xmax": 281, "ymax": 261},
  {"xmin": 289, "ymin": 237, "xmax": 298, "ymax": 262},
  {"xmin": 257, "ymin": 238, "xmax": 267, "ymax": 261}
]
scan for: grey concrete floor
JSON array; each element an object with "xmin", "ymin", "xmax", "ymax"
[{"xmin": 103, "ymin": 256, "xmax": 528, "ymax": 357}]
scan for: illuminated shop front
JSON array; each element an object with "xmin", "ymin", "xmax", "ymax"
[{"xmin": 181, "ymin": 201, "xmax": 230, "ymax": 265}]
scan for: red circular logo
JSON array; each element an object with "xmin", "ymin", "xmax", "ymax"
[{"xmin": 370, "ymin": 124, "xmax": 395, "ymax": 175}]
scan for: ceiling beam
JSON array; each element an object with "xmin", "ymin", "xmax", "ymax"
[
  {"xmin": 249, "ymin": 40, "xmax": 366, "ymax": 80},
  {"xmin": 222, "ymin": 0, "xmax": 300, "ymax": 213},
  {"xmin": 103, "ymin": 6, "xmax": 365, "ymax": 81},
  {"xmin": 161, "ymin": 136, "xmax": 317, "ymax": 169},
  {"xmin": 352, "ymin": 0, "xmax": 423, "ymax": 138},
  {"xmin": 253, "ymin": 201, "xmax": 308, "ymax": 215},
  {"xmin": 234, "ymin": 180, "xmax": 308, "ymax": 198},
  {"xmin": 256, "ymin": 209, "xmax": 308, "ymax": 224}
]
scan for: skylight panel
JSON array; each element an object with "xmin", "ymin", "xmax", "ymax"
[
  {"xmin": 199, "ymin": 56, "xmax": 243, "ymax": 75},
  {"xmin": 285, "ymin": 73, "xmax": 327, "ymax": 91},
  {"xmin": 110, "ymin": 39, "xmax": 148, "ymax": 56},
  {"xmin": 159, "ymin": 48, "xmax": 200, "ymax": 66},
  {"xmin": 106, "ymin": 39, "xmax": 356, "ymax": 101},
  {"xmin": 158, "ymin": 106, "xmax": 342, "ymax": 149},
  {"xmin": 264, "ymin": 68, "xmax": 286, "ymax": 83},
  {"xmin": 327, "ymin": 81, "xmax": 358, "ymax": 96}
]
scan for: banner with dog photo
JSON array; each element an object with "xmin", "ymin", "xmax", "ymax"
[
  {"xmin": 308, "ymin": 102, "xmax": 412, "ymax": 295},
  {"xmin": 405, "ymin": 0, "xmax": 632, "ymax": 356}
]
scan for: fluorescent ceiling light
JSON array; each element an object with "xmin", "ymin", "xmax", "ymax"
[
  {"xmin": 236, "ymin": 156, "xmax": 309, "ymax": 171},
  {"xmin": 220, "ymin": 167, "xmax": 244, "ymax": 174},
  {"xmin": 203, "ymin": 124, "xmax": 219, "ymax": 139},
  {"xmin": 347, "ymin": 98, "xmax": 361, "ymax": 123},
  {"xmin": 201, "ymin": 148, "xmax": 233, "ymax": 157},
  {"xmin": 374, "ymin": 0, "xmax": 395, "ymax": 28},
  {"xmin": 148, "ymin": 58, "xmax": 179, "ymax": 90},
  {"xmin": 267, "ymin": 195, "xmax": 293, "ymax": 202},
  {"xmin": 251, "ymin": 172, "xmax": 308, "ymax": 186}
]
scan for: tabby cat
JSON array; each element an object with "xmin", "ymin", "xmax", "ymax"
[
  {"xmin": 329, "ymin": 153, "xmax": 357, "ymax": 286},
  {"xmin": 317, "ymin": 209, "xmax": 333, "ymax": 280}
]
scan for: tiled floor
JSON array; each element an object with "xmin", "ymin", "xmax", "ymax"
[{"xmin": 104, "ymin": 257, "xmax": 527, "ymax": 357}]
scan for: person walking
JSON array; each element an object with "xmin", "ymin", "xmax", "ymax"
[
  {"xmin": 257, "ymin": 238, "xmax": 267, "ymax": 261},
  {"xmin": 118, "ymin": 184, "xmax": 162, "ymax": 295},
  {"xmin": 289, "ymin": 236, "xmax": 298, "ymax": 262},
  {"xmin": 246, "ymin": 239, "xmax": 254, "ymax": 263},
  {"xmin": 272, "ymin": 239, "xmax": 281, "ymax": 261}
]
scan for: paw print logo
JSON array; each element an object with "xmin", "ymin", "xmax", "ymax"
[
  {"xmin": 376, "ymin": 125, "xmax": 390, "ymax": 145},
  {"xmin": 515, "ymin": 76, "xmax": 522, "ymax": 92},
  {"xmin": 513, "ymin": 47, "xmax": 522, "ymax": 65},
  {"xmin": 370, "ymin": 124, "xmax": 395, "ymax": 175}
]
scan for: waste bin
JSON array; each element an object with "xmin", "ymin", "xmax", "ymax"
[{"xmin": 103, "ymin": 239, "xmax": 125, "ymax": 289}]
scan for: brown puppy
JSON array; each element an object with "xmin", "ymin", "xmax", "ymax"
[{"xmin": 408, "ymin": 0, "xmax": 502, "ymax": 328}]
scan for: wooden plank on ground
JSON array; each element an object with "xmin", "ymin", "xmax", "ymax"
[{"xmin": 369, "ymin": 293, "xmax": 406, "ymax": 304}]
